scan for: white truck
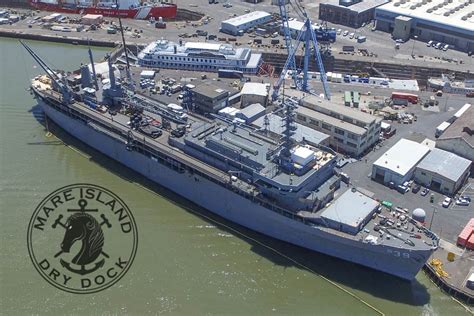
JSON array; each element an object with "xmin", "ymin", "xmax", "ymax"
[{"xmin": 435, "ymin": 121, "xmax": 451, "ymax": 138}]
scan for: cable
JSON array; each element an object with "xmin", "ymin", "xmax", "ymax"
[{"xmin": 132, "ymin": 182, "xmax": 386, "ymax": 316}]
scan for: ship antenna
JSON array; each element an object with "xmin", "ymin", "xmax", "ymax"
[{"xmin": 115, "ymin": 0, "xmax": 134, "ymax": 91}]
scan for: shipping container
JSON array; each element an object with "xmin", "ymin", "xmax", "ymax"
[
  {"xmin": 391, "ymin": 92, "xmax": 418, "ymax": 104},
  {"xmin": 457, "ymin": 218, "xmax": 474, "ymax": 247}
]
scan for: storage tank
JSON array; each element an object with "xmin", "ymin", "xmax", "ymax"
[{"xmin": 412, "ymin": 208, "xmax": 426, "ymax": 223}]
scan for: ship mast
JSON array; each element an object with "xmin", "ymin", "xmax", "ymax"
[{"xmin": 115, "ymin": 0, "xmax": 134, "ymax": 90}]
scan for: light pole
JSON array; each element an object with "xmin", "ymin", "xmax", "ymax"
[
  {"xmin": 429, "ymin": 207, "xmax": 437, "ymax": 230},
  {"xmin": 411, "ymin": 35, "xmax": 418, "ymax": 57}
]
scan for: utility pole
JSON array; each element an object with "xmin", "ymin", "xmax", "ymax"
[
  {"xmin": 429, "ymin": 207, "xmax": 437, "ymax": 231},
  {"xmin": 411, "ymin": 35, "xmax": 418, "ymax": 57}
]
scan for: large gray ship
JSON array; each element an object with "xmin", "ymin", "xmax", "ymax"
[{"xmin": 24, "ymin": 42, "xmax": 438, "ymax": 281}]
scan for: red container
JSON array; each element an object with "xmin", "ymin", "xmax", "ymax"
[{"xmin": 457, "ymin": 218, "xmax": 474, "ymax": 247}]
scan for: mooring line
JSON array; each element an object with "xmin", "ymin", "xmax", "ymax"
[{"xmin": 133, "ymin": 182, "xmax": 385, "ymax": 316}]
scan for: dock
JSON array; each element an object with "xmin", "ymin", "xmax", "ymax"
[{"xmin": 423, "ymin": 239, "xmax": 474, "ymax": 305}]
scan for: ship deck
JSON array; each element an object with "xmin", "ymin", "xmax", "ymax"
[{"xmin": 36, "ymin": 85, "xmax": 438, "ymax": 253}]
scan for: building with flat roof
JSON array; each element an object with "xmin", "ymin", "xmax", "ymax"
[
  {"xmin": 414, "ymin": 148, "xmax": 471, "ymax": 195},
  {"xmin": 372, "ymin": 138, "xmax": 430, "ymax": 185},
  {"xmin": 295, "ymin": 95, "xmax": 381, "ymax": 156},
  {"xmin": 235, "ymin": 103, "xmax": 266, "ymax": 124},
  {"xmin": 240, "ymin": 82, "xmax": 269, "ymax": 107},
  {"xmin": 220, "ymin": 11, "xmax": 272, "ymax": 36},
  {"xmin": 436, "ymin": 105, "xmax": 474, "ymax": 162},
  {"xmin": 320, "ymin": 189, "xmax": 380, "ymax": 235},
  {"xmin": 191, "ymin": 83, "xmax": 230, "ymax": 113},
  {"xmin": 375, "ymin": 0, "xmax": 474, "ymax": 52},
  {"xmin": 319, "ymin": 0, "xmax": 389, "ymax": 28}
]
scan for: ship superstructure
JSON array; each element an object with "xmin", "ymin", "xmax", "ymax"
[
  {"xmin": 137, "ymin": 40, "xmax": 263, "ymax": 74},
  {"xmin": 25, "ymin": 42, "xmax": 439, "ymax": 280}
]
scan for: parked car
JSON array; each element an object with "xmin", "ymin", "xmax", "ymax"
[
  {"xmin": 337, "ymin": 29, "xmax": 342, "ymax": 35},
  {"xmin": 412, "ymin": 184, "xmax": 421, "ymax": 193},
  {"xmin": 456, "ymin": 199, "xmax": 470, "ymax": 206},
  {"xmin": 349, "ymin": 32, "xmax": 355, "ymax": 39},
  {"xmin": 397, "ymin": 185, "xmax": 410, "ymax": 194},
  {"xmin": 460, "ymin": 195, "xmax": 471, "ymax": 202},
  {"xmin": 427, "ymin": 40, "xmax": 434, "ymax": 47},
  {"xmin": 435, "ymin": 42, "xmax": 442, "ymax": 49},
  {"xmin": 342, "ymin": 30, "xmax": 349, "ymax": 36},
  {"xmin": 442, "ymin": 197, "xmax": 452, "ymax": 208},
  {"xmin": 421, "ymin": 188, "xmax": 430, "ymax": 196},
  {"xmin": 442, "ymin": 44, "xmax": 449, "ymax": 51}
]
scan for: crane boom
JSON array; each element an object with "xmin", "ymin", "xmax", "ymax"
[{"xmin": 20, "ymin": 40, "xmax": 73, "ymax": 104}]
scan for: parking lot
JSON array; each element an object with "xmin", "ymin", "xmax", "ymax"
[{"xmin": 336, "ymin": 99, "xmax": 473, "ymax": 244}]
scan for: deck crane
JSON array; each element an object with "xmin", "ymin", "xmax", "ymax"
[
  {"xmin": 20, "ymin": 40, "xmax": 73, "ymax": 104},
  {"xmin": 271, "ymin": 1, "xmax": 331, "ymax": 101}
]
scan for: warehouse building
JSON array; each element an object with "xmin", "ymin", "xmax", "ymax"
[
  {"xmin": 372, "ymin": 138, "xmax": 430, "ymax": 185},
  {"xmin": 191, "ymin": 83, "xmax": 229, "ymax": 113},
  {"xmin": 220, "ymin": 11, "xmax": 272, "ymax": 36},
  {"xmin": 295, "ymin": 95, "xmax": 381, "ymax": 156},
  {"xmin": 375, "ymin": 0, "xmax": 474, "ymax": 52},
  {"xmin": 319, "ymin": 0, "xmax": 389, "ymax": 28},
  {"xmin": 414, "ymin": 148, "xmax": 471, "ymax": 195},
  {"xmin": 240, "ymin": 83, "xmax": 269, "ymax": 108},
  {"xmin": 436, "ymin": 105, "xmax": 474, "ymax": 162}
]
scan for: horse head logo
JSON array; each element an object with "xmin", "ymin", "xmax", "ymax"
[{"xmin": 61, "ymin": 212, "xmax": 104, "ymax": 266}]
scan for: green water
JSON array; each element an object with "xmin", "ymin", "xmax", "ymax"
[{"xmin": 0, "ymin": 38, "xmax": 469, "ymax": 315}]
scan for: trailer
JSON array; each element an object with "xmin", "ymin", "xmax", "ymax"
[
  {"xmin": 391, "ymin": 92, "xmax": 418, "ymax": 104},
  {"xmin": 435, "ymin": 121, "xmax": 451, "ymax": 138}
]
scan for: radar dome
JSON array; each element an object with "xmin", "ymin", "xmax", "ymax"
[{"xmin": 412, "ymin": 208, "xmax": 426, "ymax": 223}]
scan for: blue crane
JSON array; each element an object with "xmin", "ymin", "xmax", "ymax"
[{"xmin": 272, "ymin": 1, "xmax": 331, "ymax": 101}]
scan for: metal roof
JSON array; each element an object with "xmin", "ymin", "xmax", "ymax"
[
  {"xmin": 321, "ymin": 189, "xmax": 379, "ymax": 228},
  {"xmin": 416, "ymin": 148, "xmax": 471, "ymax": 182},
  {"xmin": 301, "ymin": 95, "xmax": 379, "ymax": 125},
  {"xmin": 222, "ymin": 11, "xmax": 271, "ymax": 27},
  {"xmin": 321, "ymin": 0, "xmax": 389, "ymax": 13},
  {"xmin": 295, "ymin": 106, "xmax": 367, "ymax": 135},
  {"xmin": 376, "ymin": 0, "xmax": 474, "ymax": 35},
  {"xmin": 241, "ymin": 82, "xmax": 269, "ymax": 97},
  {"xmin": 193, "ymin": 83, "xmax": 229, "ymax": 99},
  {"xmin": 438, "ymin": 105, "xmax": 474, "ymax": 147},
  {"xmin": 237, "ymin": 103, "xmax": 265, "ymax": 119},
  {"xmin": 373, "ymin": 138, "xmax": 430, "ymax": 176}
]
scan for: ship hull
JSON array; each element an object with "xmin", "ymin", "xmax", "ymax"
[
  {"xmin": 29, "ymin": 1, "xmax": 177, "ymax": 19},
  {"xmin": 37, "ymin": 96, "xmax": 433, "ymax": 281}
]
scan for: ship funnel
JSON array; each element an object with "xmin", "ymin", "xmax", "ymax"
[
  {"xmin": 174, "ymin": 45, "xmax": 177, "ymax": 54},
  {"xmin": 80, "ymin": 63, "xmax": 92, "ymax": 88},
  {"xmin": 108, "ymin": 57, "xmax": 116, "ymax": 89}
]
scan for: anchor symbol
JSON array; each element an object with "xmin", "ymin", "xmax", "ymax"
[{"xmin": 52, "ymin": 199, "xmax": 111, "ymax": 275}]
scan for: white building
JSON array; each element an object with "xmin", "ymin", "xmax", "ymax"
[
  {"xmin": 295, "ymin": 95, "xmax": 381, "ymax": 156},
  {"xmin": 240, "ymin": 82, "xmax": 269, "ymax": 107},
  {"xmin": 372, "ymin": 138, "xmax": 430, "ymax": 185},
  {"xmin": 436, "ymin": 105, "xmax": 474, "ymax": 162},
  {"xmin": 138, "ymin": 40, "xmax": 262, "ymax": 74},
  {"xmin": 414, "ymin": 148, "xmax": 471, "ymax": 195},
  {"xmin": 375, "ymin": 0, "xmax": 474, "ymax": 52},
  {"xmin": 220, "ymin": 11, "xmax": 272, "ymax": 36}
]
